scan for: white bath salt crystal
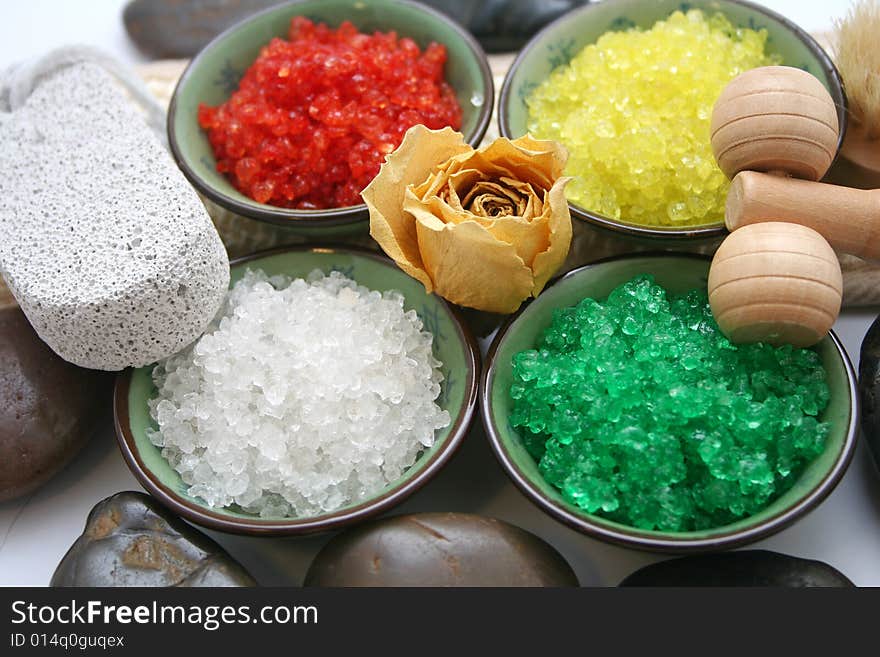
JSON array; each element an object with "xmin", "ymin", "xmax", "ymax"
[{"xmin": 149, "ymin": 269, "xmax": 452, "ymax": 518}]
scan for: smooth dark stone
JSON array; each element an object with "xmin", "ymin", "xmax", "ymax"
[
  {"xmin": 859, "ymin": 314, "xmax": 880, "ymax": 472},
  {"xmin": 51, "ymin": 492, "xmax": 256, "ymax": 587},
  {"xmin": 122, "ymin": 0, "xmax": 591, "ymax": 58},
  {"xmin": 423, "ymin": 0, "xmax": 592, "ymax": 53},
  {"xmin": 0, "ymin": 307, "xmax": 111, "ymax": 502},
  {"xmin": 619, "ymin": 551, "xmax": 854, "ymax": 587},
  {"xmin": 123, "ymin": 0, "xmax": 279, "ymax": 59},
  {"xmin": 305, "ymin": 512, "xmax": 578, "ymax": 586}
]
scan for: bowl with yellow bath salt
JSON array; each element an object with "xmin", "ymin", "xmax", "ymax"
[{"xmin": 499, "ymin": 0, "xmax": 846, "ymax": 241}]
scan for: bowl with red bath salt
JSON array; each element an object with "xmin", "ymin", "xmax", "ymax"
[
  {"xmin": 481, "ymin": 253, "xmax": 859, "ymax": 553},
  {"xmin": 168, "ymin": 0, "xmax": 493, "ymax": 236}
]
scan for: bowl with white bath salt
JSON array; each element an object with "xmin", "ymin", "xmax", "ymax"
[{"xmin": 115, "ymin": 245, "xmax": 480, "ymax": 536}]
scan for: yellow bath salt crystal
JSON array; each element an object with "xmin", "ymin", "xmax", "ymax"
[{"xmin": 526, "ymin": 10, "xmax": 780, "ymax": 227}]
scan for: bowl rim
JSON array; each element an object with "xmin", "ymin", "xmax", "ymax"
[
  {"xmin": 167, "ymin": 0, "xmax": 495, "ymax": 229},
  {"xmin": 480, "ymin": 251, "xmax": 860, "ymax": 553},
  {"xmin": 114, "ymin": 243, "xmax": 481, "ymax": 536},
  {"xmin": 497, "ymin": 0, "xmax": 849, "ymax": 241}
]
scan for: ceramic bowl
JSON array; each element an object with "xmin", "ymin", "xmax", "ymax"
[
  {"xmin": 115, "ymin": 246, "xmax": 480, "ymax": 536},
  {"xmin": 481, "ymin": 254, "xmax": 859, "ymax": 552},
  {"xmin": 168, "ymin": 0, "xmax": 493, "ymax": 234},
  {"xmin": 499, "ymin": 0, "xmax": 847, "ymax": 242}
]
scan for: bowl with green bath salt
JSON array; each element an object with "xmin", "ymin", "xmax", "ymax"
[
  {"xmin": 481, "ymin": 254, "xmax": 858, "ymax": 552},
  {"xmin": 499, "ymin": 0, "xmax": 846, "ymax": 242},
  {"xmin": 115, "ymin": 245, "xmax": 480, "ymax": 536}
]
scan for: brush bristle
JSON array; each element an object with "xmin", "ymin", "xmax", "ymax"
[{"xmin": 834, "ymin": 0, "xmax": 880, "ymax": 137}]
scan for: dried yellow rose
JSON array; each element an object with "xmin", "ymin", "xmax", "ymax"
[{"xmin": 362, "ymin": 125, "xmax": 572, "ymax": 314}]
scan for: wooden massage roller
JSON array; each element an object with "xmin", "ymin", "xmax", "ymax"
[{"xmin": 705, "ymin": 65, "xmax": 877, "ymax": 347}]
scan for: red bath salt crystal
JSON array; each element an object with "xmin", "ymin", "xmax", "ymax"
[{"xmin": 198, "ymin": 17, "xmax": 463, "ymax": 210}]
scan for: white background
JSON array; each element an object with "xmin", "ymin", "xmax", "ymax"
[{"xmin": 1, "ymin": 0, "xmax": 878, "ymax": 586}]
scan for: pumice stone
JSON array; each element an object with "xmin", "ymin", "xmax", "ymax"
[{"xmin": 0, "ymin": 58, "xmax": 229, "ymax": 370}]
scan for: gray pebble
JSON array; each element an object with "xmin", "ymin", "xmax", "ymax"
[{"xmin": 51, "ymin": 492, "xmax": 256, "ymax": 587}]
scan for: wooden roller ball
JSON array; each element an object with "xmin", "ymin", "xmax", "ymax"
[
  {"xmin": 711, "ymin": 66, "xmax": 880, "ymax": 260},
  {"xmin": 711, "ymin": 65, "xmax": 839, "ymax": 181},
  {"xmin": 708, "ymin": 222, "xmax": 842, "ymax": 348},
  {"xmin": 710, "ymin": 66, "xmax": 840, "ymax": 180}
]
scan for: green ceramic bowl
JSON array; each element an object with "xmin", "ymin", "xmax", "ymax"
[
  {"xmin": 168, "ymin": 0, "xmax": 493, "ymax": 234},
  {"xmin": 115, "ymin": 246, "xmax": 480, "ymax": 536},
  {"xmin": 499, "ymin": 0, "xmax": 847, "ymax": 242},
  {"xmin": 481, "ymin": 254, "xmax": 859, "ymax": 553}
]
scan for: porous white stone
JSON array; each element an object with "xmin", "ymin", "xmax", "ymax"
[
  {"xmin": 0, "ymin": 61, "xmax": 229, "ymax": 370},
  {"xmin": 148, "ymin": 270, "xmax": 451, "ymax": 518}
]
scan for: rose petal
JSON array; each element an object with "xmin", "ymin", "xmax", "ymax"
[
  {"xmin": 419, "ymin": 157, "xmax": 459, "ymax": 200},
  {"xmin": 438, "ymin": 135, "xmax": 567, "ymax": 191},
  {"xmin": 408, "ymin": 190, "xmax": 475, "ymax": 227},
  {"xmin": 442, "ymin": 169, "xmax": 486, "ymax": 212},
  {"xmin": 463, "ymin": 180, "xmax": 528, "ymax": 217},
  {"xmin": 482, "ymin": 214, "xmax": 550, "ymax": 268},
  {"xmin": 530, "ymin": 176, "xmax": 573, "ymax": 295},
  {"xmin": 444, "ymin": 178, "xmax": 465, "ymax": 213},
  {"xmin": 363, "ymin": 125, "xmax": 470, "ymax": 289},
  {"xmin": 488, "ymin": 135, "xmax": 568, "ymax": 185},
  {"xmin": 414, "ymin": 218, "xmax": 535, "ymax": 314},
  {"xmin": 470, "ymin": 193, "xmax": 517, "ymax": 217},
  {"xmin": 368, "ymin": 127, "xmax": 571, "ymax": 313}
]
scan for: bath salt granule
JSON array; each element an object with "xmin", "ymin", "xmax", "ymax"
[
  {"xmin": 525, "ymin": 10, "xmax": 780, "ymax": 227},
  {"xmin": 198, "ymin": 17, "xmax": 463, "ymax": 209},
  {"xmin": 509, "ymin": 275, "xmax": 831, "ymax": 532},
  {"xmin": 147, "ymin": 269, "xmax": 451, "ymax": 518}
]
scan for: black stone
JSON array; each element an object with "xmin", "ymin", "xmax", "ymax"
[
  {"xmin": 51, "ymin": 492, "xmax": 256, "ymax": 587},
  {"xmin": 123, "ymin": 0, "xmax": 279, "ymax": 59},
  {"xmin": 423, "ymin": 0, "xmax": 591, "ymax": 53},
  {"xmin": 122, "ymin": 0, "xmax": 592, "ymax": 59},
  {"xmin": 859, "ymin": 313, "xmax": 880, "ymax": 473},
  {"xmin": 619, "ymin": 550, "xmax": 854, "ymax": 587},
  {"xmin": 0, "ymin": 306, "xmax": 111, "ymax": 502},
  {"xmin": 304, "ymin": 512, "xmax": 579, "ymax": 586}
]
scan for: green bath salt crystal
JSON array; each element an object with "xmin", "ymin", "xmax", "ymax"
[{"xmin": 509, "ymin": 275, "xmax": 830, "ymax": 532}]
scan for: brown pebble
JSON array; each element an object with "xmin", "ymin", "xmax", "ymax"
[
  {"xmin": 0, "ymin": 306, "xmax": 111, "ymax": 501},
  {"xmin": 305, "ymin": 512, "xmax": 579, "ymax": 587},
  {"xmin": 0, "ymin": 277, "xmax": 14, "ymax": 309}
]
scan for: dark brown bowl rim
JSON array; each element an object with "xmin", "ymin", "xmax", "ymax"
[
  {"xmin": 167, "ymin": 0, "xmax": 495, "ymax": 229},
  {"xmin": 114, "ymin": 244, "xmax": 481, "ymax": 536},
  {"xmin": 480, "ymin": 251, "xmax": 860, "ymax": 553},
  {"xmin": 497, "ymin": 0, "xmax": 849, "ymax": 241}
]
